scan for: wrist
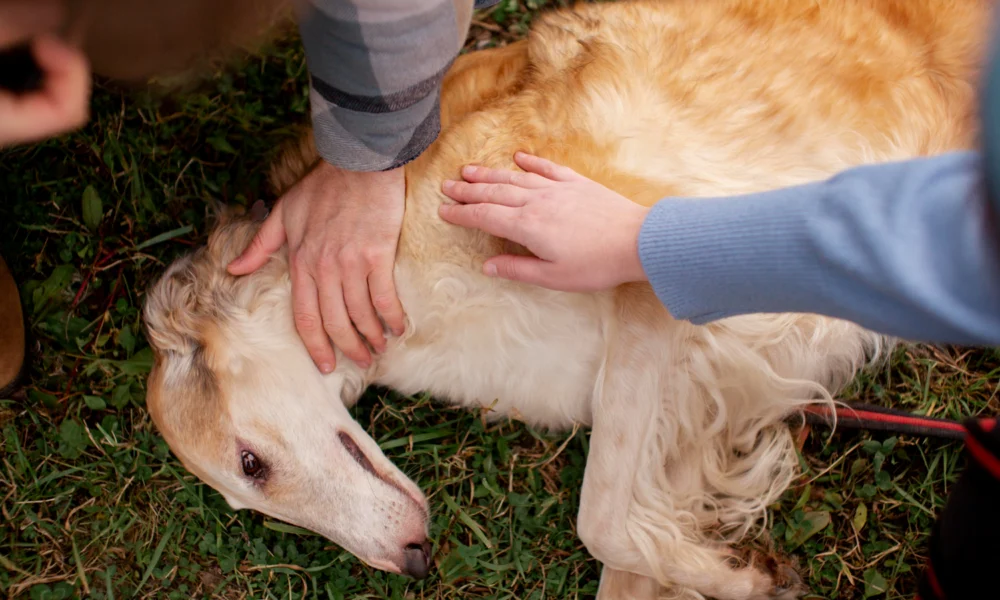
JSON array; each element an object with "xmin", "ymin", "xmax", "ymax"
[{"xmin": 621, "ymin": 206, "xmax": 651, "ymax": 284}]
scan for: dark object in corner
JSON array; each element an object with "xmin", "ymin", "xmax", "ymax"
[{"xmin": 0, "ymin": 42, "xmax": 44, "ymax": 94}]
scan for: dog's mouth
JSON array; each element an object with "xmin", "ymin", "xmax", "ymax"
[{"xmin": 364, "ymin": 540, "xmax": 433, "ymax": 579}]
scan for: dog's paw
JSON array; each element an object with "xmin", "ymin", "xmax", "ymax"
[
  {"xmin": 767, "ymin": 563, "xmax": 803, "ymax": 599},
  {"xmin": 739, "ymin": 547, "xmax": 804, "ymax": 600}
]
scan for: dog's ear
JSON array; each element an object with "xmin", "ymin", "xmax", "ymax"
[
  {"xmin": 143, "ymin": 254, "xmax": 207, "ymax": 357},
  {"xmin": 143, "ymin": 250, "xmax": 244, "ymax": 385}
]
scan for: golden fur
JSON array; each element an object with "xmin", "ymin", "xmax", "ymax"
[{"xmin": 143, "ymin": 0, "xmax": 991, "ymax": 597}]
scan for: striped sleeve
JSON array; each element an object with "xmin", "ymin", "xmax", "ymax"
[{"xmin": 295, "ymin": 0, "xmax": 500, "ymax": 172}]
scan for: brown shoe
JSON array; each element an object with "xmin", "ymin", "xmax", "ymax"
[{"xmin": 0, "ymin": 254, "xmax": 27, "ymax": 396}]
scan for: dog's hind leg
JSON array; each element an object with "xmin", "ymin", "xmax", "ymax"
[
  {"xmin": 597, "ymin": 567, "xmax": 661, "ymax": 600},
  {"xmin": 578, "ymin": 289, "xmax": 794, "ymax": 600}
]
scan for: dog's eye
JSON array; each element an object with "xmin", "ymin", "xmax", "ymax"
[{"xmin": 241, "ymin": 450, "xmax": 266, "ymax": 480}]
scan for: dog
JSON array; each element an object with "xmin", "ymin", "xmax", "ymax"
[{"xmin": 142, "ymin": 0, "xmax": 990, "ymax": 597}]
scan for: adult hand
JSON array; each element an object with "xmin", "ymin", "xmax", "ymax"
[
  {"xmin": 438, "ymin": 152, "xmax": 650, "ymax": 292},
  {"xmin": 0, "ymin": 1, "xmax": 91, "ymax": 147},
  {"xmin": 228, "ymin": 161, "xmax": 406, "ymax": 373}
]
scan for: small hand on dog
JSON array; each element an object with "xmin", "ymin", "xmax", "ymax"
[{"xmin": 439, "ymin": 152, "xmax": 650, "ymax": 292}]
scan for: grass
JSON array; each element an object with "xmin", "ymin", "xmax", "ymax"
[{"xmin": 1, "ymin": 1, "xmax": 998, "ymax": 598}]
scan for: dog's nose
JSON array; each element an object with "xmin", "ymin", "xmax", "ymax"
[{"xmin": 401, "ymin": 540, "xmax": 432, "ymax": 579}]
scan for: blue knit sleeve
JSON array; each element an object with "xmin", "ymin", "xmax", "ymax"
[{"xmin": 637, "ymin": 151, "xmax": 1000, "ymax": 346}]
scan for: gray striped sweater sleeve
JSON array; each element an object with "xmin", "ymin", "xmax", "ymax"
[{"xmin": 296, "ymin": 0, "xmax": 500, "ymax": 172}]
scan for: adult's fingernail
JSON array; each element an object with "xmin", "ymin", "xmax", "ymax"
[
  {"xmin": 442, "ymin": 180, "xmax": 455, "ymax": 192},
  {"xmin": 463, "ymin": 165, "xmax": 478, "ymax": 176},
  {"xmin": 319, "ymin": 363, "xmax": 334, "ymax": 374},
  {"xmin": 484, "ymin": 263, "xmax": 497, "ymax": 276}
]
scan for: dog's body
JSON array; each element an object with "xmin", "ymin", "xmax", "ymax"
[{"xmin": 143, "ymin": 0, "xmax": 991, "ymax": 598}]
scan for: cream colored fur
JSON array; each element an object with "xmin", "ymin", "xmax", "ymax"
[{"xmin": 142, "ymin": 0, "xmax": 991, "ymax": 598}]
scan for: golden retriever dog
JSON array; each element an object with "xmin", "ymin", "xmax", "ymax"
[{"xmin": 142, "ymin": 0, "xmax": 990, "ymax": 597}]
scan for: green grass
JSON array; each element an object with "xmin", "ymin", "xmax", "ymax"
[{"xmin": 1, "ymin": 1, "xmax": 998, "ymax": 598}]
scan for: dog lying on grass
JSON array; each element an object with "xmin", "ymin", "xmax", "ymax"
[{"xmin": 142, "ymin": 0, "xmax": 988, "ymax": 597}]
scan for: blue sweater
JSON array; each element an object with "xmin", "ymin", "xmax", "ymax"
[{"xmin": 638, "ymin": 36, "xmax": 1000, "ymax": 346}]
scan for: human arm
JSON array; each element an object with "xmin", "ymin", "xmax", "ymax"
[
  {"xmin": 636, "ymin": 151, "xmax": 1000, "ymax": 346},
  {"xmin": 228, "ymin": 0, "xmax": 478, "ymax": 371},
  {"xmin": 440, "ymin": 151, "xmax": 1000, "ymax": 347}
]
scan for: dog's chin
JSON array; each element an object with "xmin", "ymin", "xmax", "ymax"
[{"xmin": 365, "ymin": 557, "xmax": 402, "ymax": 575}]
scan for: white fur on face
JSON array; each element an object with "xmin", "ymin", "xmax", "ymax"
[
  {"xmin": 156, "ymin": 284, "xmax": 430, "ymax": 576},
  {"xmin": 225, "ymin": 369, "xmax": 427, "ymax": 572}
]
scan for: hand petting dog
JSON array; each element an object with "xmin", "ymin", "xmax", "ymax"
[{"xmin": 439, "ymin": 152, "xmax": 650, "ymax": 292}]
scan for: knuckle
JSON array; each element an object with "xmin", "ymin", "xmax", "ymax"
[
  {"xmin": 498, "ymin": 260, "xmax": 518, "ymax": 279},
  {"xmin": 315, "ymin": 255, "xmax": 337, "ymax": 275},
  {"xmin": 293, "ymin": 311, "xmax": 322, "ymax": 334},
  {"xmin": 517, "ymin": 207, "xmax": 538, "ymax": 229},
  {"xmin": 325, "ymin": 323, "xmax": 356, "ymax": 341},
  {"xmin": 361, "ymin": 245, "xmax": 389, "ymax": 266},
  {"xmin": 303, "ymin": 248, "xmax": 326, "ymax": 270},
  {"xmin": 471, "ymin": 203, "xmax": 491, "ymax": 222},
  {"xmin": 484, "ymin": 184, "xmax": 497, "ymax": 202},
  {"xmin": 337, "ymin": 248, "xmax": 363, "ymax": 271},
  {"xmin": 290, "ymin": 255, "xmax": 308, "ymax": 276},
  {"xmin": 372, "ymin": 293, "xmax": 397, "ymax": 312},
  {"xmin": 345, "ymin": 306, "xmax": 369, "ymax": 323}
]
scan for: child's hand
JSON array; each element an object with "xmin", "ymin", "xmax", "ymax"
[{"xmin": 439, "ymin": 152, "xmax": 650, "ymax": 292}]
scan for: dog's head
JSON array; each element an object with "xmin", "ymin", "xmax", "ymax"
[{"xmin": 142, "ymin": 213, "xmax": 432, "ymax": 579}]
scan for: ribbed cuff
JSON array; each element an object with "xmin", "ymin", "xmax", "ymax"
[{"xmin": 637, "ymin": 184, "xmax": 827, "ymax": 324}]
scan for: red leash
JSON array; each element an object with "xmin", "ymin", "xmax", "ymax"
[{"xmin": 801, "ymin": 403, "xmax": 995, "ymax": 441}]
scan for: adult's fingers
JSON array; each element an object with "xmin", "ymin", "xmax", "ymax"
[
  {"xmin": 341, "ymin": 262, "xmax": 386, "ymax": 355},
  {"xmin": 290, "ymin": 260, "xmax": 337, "ymax": 373},
  {"xmin": 441, "ymin": 179, "xmax": 529, "ymax": 207},
  {"xmin": 316, "ymin": 268, "xmax": 372, "ymax": 368},
  {"xmin": 513, "ymin": 152, "xmax": 580, "ymax": 182},
  {"xmin": 0, "ymin": 0, "xmax": 63, "ymax": 47},
  {"xmin": 438, "ymin": 202, "xmax": 529, "ymax": 244},
  {"xmin": 228, "ymin": 202, "xmax": 287, "ymax": 275},
  {"xmin": 368, "ymin": 263, "xmax": 406, "ymax": 337},
  {"xmin": 458, "ymin": 164, "xmax": 549, "ymax": 189}
]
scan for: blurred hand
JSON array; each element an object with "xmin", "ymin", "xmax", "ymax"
[
  {"xmin": 438, "ymin": 152, "xmax": 650, "ymax": 292},
  {"xmin": 228, "ymin": 161, "xmax": 406, "ymax": 373},
  {"xmin": 0, "ymin": 1, "xmax": 91, "ymax": 147}
]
